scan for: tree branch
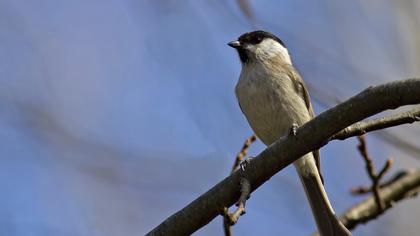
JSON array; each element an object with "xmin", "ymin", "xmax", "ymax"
[
  {"xmin": 356, "ymin": 135, "xmax": 393, "ymax": 211},
  {"xmin": 223, "ymin": 135, "xmax": 256, "ymax": 236},
  {"xmin": 332, "ymin": 107, "xmax": 420, "ymax": 140},
  {"xmin": 146, "ymin": 78, "xmax": 420, "ymax": 236},
  {"xmin": 223, "ymin": 178, "xmax": 251, "ymax": 226},
  {"xmin": 340, "ymin": 170, "xmax": 420, "ymax": 230},
  {"xmin": 352, "ymin": 168, "xmax": 410, "ymax": 194},
  {"xmin": 312, "ymin": 170, "xmax": 420, "ymax": 235}
]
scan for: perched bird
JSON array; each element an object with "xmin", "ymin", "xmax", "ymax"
[{"xmin": 228, "ymin": 30, "xmax": 351, "ymax": 236}]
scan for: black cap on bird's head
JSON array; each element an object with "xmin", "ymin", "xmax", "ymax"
[{"xmin": 228, "ymin": 30, "xmax": 286, "ymax": 63}]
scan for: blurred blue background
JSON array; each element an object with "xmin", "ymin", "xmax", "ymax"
[{"xmin": 1, "ymin": 0, "xmax": 420, "ymax": 235}]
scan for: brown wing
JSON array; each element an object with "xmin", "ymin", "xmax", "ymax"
[{"xmin": 288, "ymin": 66, "xmax": 324, "ymax": 183}]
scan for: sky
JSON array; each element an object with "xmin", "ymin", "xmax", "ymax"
[{"xmin": 0, "ymin": 0, "xmax": 419, "ymax": 235}]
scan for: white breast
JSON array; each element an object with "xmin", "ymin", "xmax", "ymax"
[{"xmin": 235, "ymin": 63, "xmax": 311, "ymax": 146}]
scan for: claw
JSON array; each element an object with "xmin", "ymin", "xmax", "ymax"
[
  {"xmin": 290, "ymin": 123, "xmax": 299, "ymax": 136},
  {"xmin": 239, "ymin": 157, "xmax": 253, "ymax": 171},
  {"xmin": 240, "ymin": 162, "xmax": 246, "ymax": 171}
]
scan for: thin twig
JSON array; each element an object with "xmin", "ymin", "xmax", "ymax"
[
  {"xmin": 351, "ymin": 159, "xmax": 393, "ymax": 196},
  {"xmin": 351, "ymin": 169, "xmax": 408, "ymax": 194},
  {"xmin": 351, "ymin": 186, "xmax": 371, "ymax": 194},
  {"xmin": 222, "ymin": 209, "xmax": 232, "ymax": 236},
  {"xmin": 231, "ymin": 135, "xmax": 257, "ymax": 173},
  {"xmin": 223, "ymin": 135, "xmax": 256, "ymax": 236},
  {"xmin": 377, "ymin": 159, "xmax": 393, "ymax": 181},
  {"xmin": 223, "ymin": 178, "xmax": 251, "ymax": 225},
  {"xmin": 356, "ymin": 135, "xmax": 393, "ymax": 212},
  {"xmin": 332, "ymin": 107, "xmax": 420, "ymax": 140}
]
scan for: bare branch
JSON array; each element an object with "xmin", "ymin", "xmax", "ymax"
[
  {"xmin": 223, "ymin": 135, "xmax": 256, "ymax": 236},
  {"xmin": 223, "ymin": 178, "xmax": 251, "ymax": 226},
  {"xmin": 332, "ymin": 107, "xmax": 420, "ymax": 140},
  {"xmin": 377, "ymin": 159, "xmax": 393, "ymax": 181},
  {"xmin": 351, "ymin": 186, "xmax": 371, "ymax": 195},
  {"xmin": 222, "ymin": 209, "xmax": 232, "ymax": 236},
  {"xmin": 356, "ymin": 135, "xmax": 393, "ymax": 211},
  {"xmin": 313, "ymin": 170, "xmax": 420, "ymax": 235},
  {"xmin": 146, "ymin": 79, "xmax": 420, "ymax": 236},
  {"xmin": 309, "ymin": 82, "xmax": 420, "ymax": 157},
  {"xmin": 341, "ymin": 170, "xmax": 420, "ymax": 230},
  {"xmin": 351, "ymin": 168, "xmax": 405, "ymax": 195}
]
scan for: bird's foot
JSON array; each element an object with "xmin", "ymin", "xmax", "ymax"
[
  {"xmin": 290, "ymin": 123, "xmax": 299, "ymax": 136},
  {"xmin": 240, "ymin": 156, "xmax": 253, "ymax": 171}
]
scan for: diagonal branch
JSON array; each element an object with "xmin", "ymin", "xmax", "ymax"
[
  {"xmin": 332, "ymin": 107, "xmax": 420, "ymax": 140},
  {"xmin": 146, "ymin": 78, "xmax": 420, "ymax": 236}
]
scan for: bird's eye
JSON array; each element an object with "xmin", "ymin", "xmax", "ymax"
[{"xmin": 252, "ymin": 37, "xmax": 263, "ymax": 44}]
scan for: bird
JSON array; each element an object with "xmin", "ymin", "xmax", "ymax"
[{"xmin": 228, "ymin": 30, "xmax": 351, "ymax": 236}]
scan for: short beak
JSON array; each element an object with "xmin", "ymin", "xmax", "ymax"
[{"xmin": 227, "ymin": 40, "xmax": 241, "ymax": 48}]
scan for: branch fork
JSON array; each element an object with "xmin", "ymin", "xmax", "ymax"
[
  {"xmin": 355, "ymin": 135, "xmax": 393, "ymax": 212},
  {"xmin": 223, "ymin": 177, "xmax": 251, "ymax": 226},
  {"xmin": 223, "ymin": 135, "xmax": 256, "ymax": 235}
]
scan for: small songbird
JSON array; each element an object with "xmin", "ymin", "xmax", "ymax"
[{"xmin": 228, "ymin": 30, "xmax": 351, "ymax": 236}]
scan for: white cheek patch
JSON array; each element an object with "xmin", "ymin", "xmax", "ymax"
[{"xmin": 256, "ymin": 39, "xmax": 292, "ymax": 64}]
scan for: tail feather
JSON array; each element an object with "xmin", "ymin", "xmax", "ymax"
[{"xmin": 295, "ymin": 154, "xmax": 351, "ymax": 236}]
